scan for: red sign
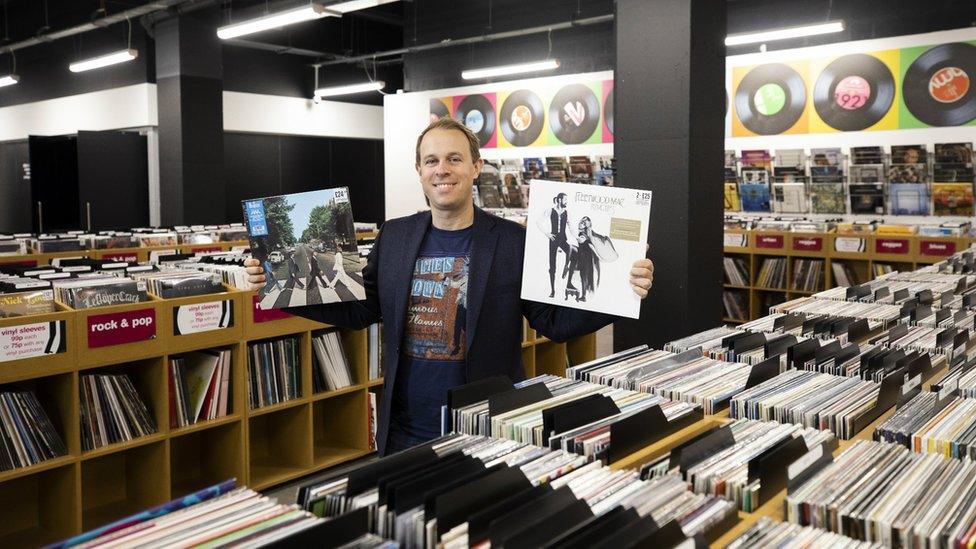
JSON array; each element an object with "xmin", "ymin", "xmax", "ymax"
[
  {"xmin": 252, "ymin": 295, "xmax": 292, "ymax": 323},
  {"xmin": 756, "ymin": 235, "xmax": 784, "ymax": 249},
  {"xmin": 87, "ymin": 308, "xmax": 157, "ymax": 348},
  {"xmin": 100, "ymin": 252, "xmax": 138, "ymax": 262},
  {"xmin": 0, "ymin": 259, "xmax": 38, "ymax": 267},
  {"xmin": 792, "ymin": 237, "xmax": 823, "ymax": 252},
  {"xmin": 875, "ymin": 238, "xmax": 909, "ymax": 255},
  {"xmin": 191, "ymin": 246, "xmax": 223, "ymax": 254},
  {"xmin": 920, "ymin": 240, "xmax": 956, "ymax": 256}
]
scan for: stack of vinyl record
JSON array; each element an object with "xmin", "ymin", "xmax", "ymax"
[
  {"xmin": 785, "ymin": 440, "xmax": 976, "ymax": 545},
  {"xmin": 368, "ymin": 322, "xmax": 383, "ymax": 380},
  {"xmin": 312, "ymin": 330, "xmax": 354, "ymax": 392},
  {"xmin": 52, "ymin": 276, "xmax": 150, "ymax": 309},
  {"xmin": 168, "ymin": 349, "xmax": 232, "ymax": 428},
  {"xmin": 876, "ymin": 392, "xmax": 976, "ymax": 459},
  {"xmin": 0, "ymin": 390, "xmax": 68, "ymax": 472},
  {"xmin": 756, "ymin": 258, "xmax": 788, "ymax": 289},
  {"xmin": 723, "ymin": 256, "xmax": 750, "ymax": 286},
  {"xmin": 639, "ymin": 419, "xmax": 834, "ymax": 512},
  {"xmin": 80, "ymin": 372, "xmax": 158, "ymax": 450},
  {"xmin": 131, "ymin": 269, "xmax": 224, "ymax": 298},
  {"xmin": 247, "ymin": 336, "xmax": 301, "ymax": 409},
  {"xmin": 771, "ymin": 297, "xmax": 902, "ymax": 326},
  {"xmin": 727, "ymin": 517, "xmax": 879, "ymax": 548},
  {"xmin": 297, "ymin": 433, "xmax": 736, "ymax": 549},
  {"xmin": 179, "ymin": 257, "xmax": 251, "ymax": 290}
]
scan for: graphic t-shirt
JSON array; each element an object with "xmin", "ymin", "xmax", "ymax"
[{"xmin": 391, "ymin": 225, "xmax": 471, "ymax": 440}]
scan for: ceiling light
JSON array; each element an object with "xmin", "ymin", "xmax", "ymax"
[
  {"xmin": 217, "ymin": 3, "xmax": 338, "ymax": 40},
  {"xmin": 314, "ymin": 81, "xmax": 385, "ymax": 97},
  {"xmin": 0, "ymin": 74, "xmax": 19, "ymax": 87},
  {"xmin": 725, "ymin": 21, "xmax": 845, "ymax": 46},
  {"xmin": 325, "ymin": 0, "xmax": 400, "ymax": 14},
  {"xmin": 69, "ymin": 49, "xmax": 138, "ymax": 73},
  {"xmin": 461, "ymin": 59, "xmax": 561, "ymax": 80}
]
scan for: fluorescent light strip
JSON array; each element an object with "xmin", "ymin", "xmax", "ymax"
[
  {"xmin": 725, "ymin": 21, "xmax": 845, "ymax": 46},
  {"xmin": 217, "ymin": 3, "xmax": 338, "ymax": 40},
  {"xmin": 69, "ymin": 49, "xmax": 138, "ymax": 73},
  {"xmin": 461, "ymin": 59, "xmax": 560, "ymax": 80},
  {"xmin": 325, "ymin": 0, "xmax": 400, "ymax": 14},
  {"xmin": 314, "ymin": 81, "xmax": 385, "ymax": 97},
  {"xmin": 0, "ymin": 74, "xmax": 19, "ymax": 87}
]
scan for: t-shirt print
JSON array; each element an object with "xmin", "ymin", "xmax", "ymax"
[{"xmin": 403, "ymin": 254, "xmax": 469, "ymax": 361}]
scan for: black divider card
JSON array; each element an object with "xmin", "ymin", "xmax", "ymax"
[
  {"xmin": 897, "ymin": 373, "xmax": 924, "ymax": 409},
  {"xmin": 668, "ymin": 425, "xmax": 736, "ymax": 471},
  {"xmin": 542, "ymin": 394, "xmax": 620, "ymax": 441},
  {"xmin": 893, "ymin": 288, "xmax": 910, "ymax": 302},
  {"xmin": 264, "ymin": 506, "xmax": 370, "ymax": 549},
  {"xmin": 381, "ymin": 452, "xmax": 470, "ymax": 507},
  {"xmin": 591, "ymin": 516, "xmax": 660, "ymax": 549},
  {"xmin": 889, "ymin": 324, "xmax": 910, "ymax": 344},
  {"xmin": 712, "ymin": 357, "xmax": 779, "ymax": 412},
  {"xmin": 447, "ymin": 376, "xmax": 513, "ymax": 409},
  {"xmin": 607, "ymin": 405, "xmax": 704, "ymax": 464},
  {"xmin": 764, "ymin": 334, "xmax": 797, "ymax": 359},
  {"xmin": 467, "ymin": 484, "xmax": 553, "ymax": 543},
  {"xmin": 488, "ymin": 383, "xmax": 553, "ymax": 416},
  {"xmin": 644, "ymin": 520, "xmax": 692, "ymax": 548},
  {"xmin": 786, "ymin": 441, "xmax": 836, "ymax": 495},
  {"xmin": 942, "ymin": 291, "xmax": 956, "ymax": 308},
  {"xmin": 346, "ymin": 442, "xmax": 439, "ymax": 496},
  {"xmin": 435, "ymin": 466, "xmax": 531, "ymax": 537},
  {"xmin": 874, "ymin": 286, "xmax": 891, "ymax": 301},
  {"xmin": 488, "ymin": 486, "xmax": 585, "ymax": 548},
  {"xmin": 850, "ymin": 366, "xmax": 907, "ymax": 435},
  {"xmin": 848, "ymin": 318, "xmax": 871, "ymax": 343},
  {"xmin": 506, "ymin": 500, "xmax": 594, "ymax": 549},
  {"xmin": 391, "ymin": 455, "xmax": 485, "ymax": 513},
  {"xmin": 788, "ymin": 339, "xmax": 819, "ymax": 369},
  {"xmin": 936, "ymin": 307, "xmax": 952, "ymax": 324},
  {"xmin": 545, "ymin": 506, "xmax": 642, "ymax": 549},
  {"xmin": 747, "ymin": 435, "xmax": 809, "ymax": 506},
  {"xmin": 733, "ymin": 331, "xmax": 766, "ymax": 355},
  {"xmin": 917, "ymin": 289, "xmax": 935, "ymax": 305}
]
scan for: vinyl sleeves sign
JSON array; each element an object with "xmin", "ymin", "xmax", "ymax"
[
  {"xmin": 0, "ymin": 320, "xmax": 67, "ymax": 362},
  {"xmin": 174, "ymin": 300, "xmax": 234, "ymax": 335}
]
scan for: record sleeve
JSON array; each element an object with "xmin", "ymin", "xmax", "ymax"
[
  {"xmin": 932, "ymin": 183, "xmax": 975, "ymax": 216},
  {"xmin": 849, "ymin": 183, "xmax": 885, "ymax": 214},
  {"xmin": 740, "ymin": 182, "xmax": 771, "ymax": 212},
  {"xmin": 891, "ymin": 145, "xmax": 928, "ymax": 164},
  {"xmin": 243, "ymin": 187, "xmax": 366, "ymax": 310},
  {"xmin": 522, "ymin": 180, "xmax": 650, "ymax": 319},
  {"xmin": 889, "ymin": 183, "xmax": 929, "ymax": 215}
]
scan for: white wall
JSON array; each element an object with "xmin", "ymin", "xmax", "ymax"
[
  {"xmin": 383, "ymin": 70, "xmax": 614, "ymax": 220},
  {"xmin": 222, "ymin": 91, "xmax": 383, "ymax": 139}
]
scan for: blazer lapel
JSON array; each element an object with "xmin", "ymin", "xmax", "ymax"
[
  {"xmin": 465, "ymin": 208, "xmax": 498, "ymax": 352},
  {"xmin": 393, "ymin": 212, "xmax": 431, "ymax": 346}
]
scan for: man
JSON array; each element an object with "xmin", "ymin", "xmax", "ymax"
[
  {"xmin": 245, "ymin": 117, "xmax": 654, "ymax": 455},
  {"xmin": 535, "ymin": 192, "xmax": 574, "ymax": 298}
]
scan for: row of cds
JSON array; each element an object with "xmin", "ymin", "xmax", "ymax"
[
  {"xmin": 0, "ymin": 390, "xmax": 67, "ymax": 472},
  {"xmin": 877, "ymin": 392, "xmax": 976, "ymax": 459},
  {"xmin": 296, "ymin": 433, "xmax": 735, "ymax": 549}
]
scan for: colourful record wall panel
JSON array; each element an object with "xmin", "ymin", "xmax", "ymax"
[
  {"xmin": 732, "ymin": 60, "xmax": 811, "ymax": 137},
  {"xmin": 453, "ymin": 93, "xmax": 498, "ymax": 148},
  {"xmin": 429, "ymin": 97, "xmax": 451, "ymax": 122},
  {"xmin": 546, "ymin": 81, "xmax": 605, "ymax": 145},
  {"xmin": 899, "ymin": 40, "xmax": 976, "ymax": 129},
  {"xmin": 496, "ymin": 89, "xmax": 549, "ymax": 148},
  {"xmin": 808, "ymin": 49, "xmax": 900, "ymax": 133}
]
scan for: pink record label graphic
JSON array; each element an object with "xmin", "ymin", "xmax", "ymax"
[
  {"xmin": 929, "ymin": 67, "xmax": 970, "ymax": 104},
  {"xmin": 835, "ymin": 76, "xmax": 871, "ymax": 110},
  {"xmin": 511, "ymin": 105, "xmax": 532, "ymax": 132}
]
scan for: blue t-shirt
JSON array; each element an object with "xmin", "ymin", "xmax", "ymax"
[{"xmin": 391, "ymin": 225, "xmax": 472, "ymax": 441}]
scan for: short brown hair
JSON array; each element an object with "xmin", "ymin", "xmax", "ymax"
[{"xmin": 415, "ymin": 117, "xmax": 482, "ymax": 165}]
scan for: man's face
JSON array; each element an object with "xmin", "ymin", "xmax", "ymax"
[
  {"xmin": 555, "ymin": 195, "xmax": 566, "ymax": 208},
  {"xmin": 416, "ymin": 128, "xmax": 483, "ymax": 214},
  {"xmin": 905, "ymin": 149, "xmax": 919, "ymax": 164}
]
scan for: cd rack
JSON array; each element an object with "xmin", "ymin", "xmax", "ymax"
[{"xmin": 0, "ymin": 245, "xmax": 597, "ymax": 547}]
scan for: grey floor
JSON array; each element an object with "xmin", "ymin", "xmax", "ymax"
[{"xmin": 264, "ymin": 324, "xmax": 615, "ymax": 503}]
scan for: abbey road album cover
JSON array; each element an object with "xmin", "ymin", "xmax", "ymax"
[
  {"xmin": 522, "ymin": 179, "xmax": 651, "ymax": 319},
  {"xmin": 243, "ymin": 188, "xmax": 366, "ymax": 309}
]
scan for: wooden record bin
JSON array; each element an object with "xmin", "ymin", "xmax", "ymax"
[
  {"xmin": 0, "ymin": 279, "xmax": 597, "ymax": 546},
  {"xmin": 724, "ymin": 230, "xmax": 971, "ymax": 322}
]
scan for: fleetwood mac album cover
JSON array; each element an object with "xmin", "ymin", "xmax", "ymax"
[
  {"xmin": 243, "ymin": 187, "xmax": 366, "ymax": 310},
  {"xmin": 522, "ymin": 179, "xmax": 651, "ymax": 319}
]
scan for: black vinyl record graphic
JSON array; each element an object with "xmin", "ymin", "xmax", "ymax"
[
  {"xmin": 813, "ymin": 53, "xmax": 895, "ymax": 131},
  {"xmin": 499, "ymin": 89, "xmax": 545, "ymax": 146},
  {"xmin": 734, "ymin": 63, "xmax": 807, "ymax": 135},
  {"xmin": 429, "ymin": 98, "xmax": 449, "ymax": 122},
  {"xmin": 548, "ymin": 83, "xmax": 600, "ymax": 144},
  {"xmin": 903, "ymin": 42, "xmax": 976, "ymax": 127},
  {"xmin": 604, "ymin": 89, "xmax": 614, "ymax": 135},
  {"xmin": 455, "ymin": 94, "xmax": 496, "ymax": 147}
]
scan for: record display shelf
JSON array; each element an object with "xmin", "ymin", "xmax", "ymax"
[
  {"xmin": 0, "ymin": 286, "xmax": 594, "ymax": 547},
  {"xmin": 723, "ymin": 229, "xmax": 970, "ymax": 321},
  {"xmin": 0, "ymin": 241, "xmax": 250, "ymax": 268}
]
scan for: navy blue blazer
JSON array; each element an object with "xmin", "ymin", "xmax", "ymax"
[{"xmin": 284, "ymin": 207, "xmax": 616, "ymax": 455}]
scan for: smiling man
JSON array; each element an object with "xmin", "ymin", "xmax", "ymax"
[{"xmin": 245, "ymin": 117, "xmax": 654, "ymax": 455}]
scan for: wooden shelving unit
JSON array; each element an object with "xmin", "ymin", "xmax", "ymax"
[
  {"xmin": 0, "ymin": 244, "xmax": 597, "ymax": 546},
  {"xmin": 724, "ymin": 229, "xmax": 969, "ymax": 321}
]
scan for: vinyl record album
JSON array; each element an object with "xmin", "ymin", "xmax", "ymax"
[
  {"xmin": 604, "ymin": 89, "xmax": 614, "ymax": 135},
  {"xmin": 813, "ymin": 53, "xmax": 895, "ymax": 131},
  {"xmin": 455, "ymin": 94, "xmax": 496, "ymax": 146},
  {"xmin": 548, "ymin": 83, "xmax": 600, "ymax": 144},
  {"xmin": 734, "ymin": 63, "xmax": 807, "ymax": 135},
  {"xmin": 429, "ymin": 98, "xmax": 449, "ymax": 122},
  {"xmin": 499, "ymin": 89, "xmax": 544, "ymax": 146},
  {"xmin": 903, "ymin": 42, "xmax": 976, "ymax": 127}
]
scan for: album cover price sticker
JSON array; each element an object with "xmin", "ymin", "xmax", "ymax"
[
  {"xmin": 87, "ymin": 308, "xmax": 156, "ymax": 348},
  {"xmin": 0, "ymin": 320, "xmax": 67, "ymax": 363},
  {"xmin": 174, "ymin": 300, "xmax": 234, "ymax": 335}
]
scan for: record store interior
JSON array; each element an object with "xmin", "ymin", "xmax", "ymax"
[{"xmin": 4, "ymin": 0, "xmax": 976, "ymax": 547}]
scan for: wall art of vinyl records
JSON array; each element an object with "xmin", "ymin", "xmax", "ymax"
[
  {"xmin": 602, "ymin": 79, "xmax": 614, "ymax": 142},
  {"xmin": 732, "ymin": 62, "xmax": 809, "ymax": 136},
  {"xmin": 812, "ymin": 53, "xmax": 897, "ymax": 131},
  {"xmin": 901, "ymin": 41, "xmax": 976, "ymax": 127},
  {"xmin": 547, "ymin": 83, "xmax": 602, "ymax": 144},
  {"xmin": 453, "ymin": 93, "xmax": 497, "ymax": 147},
  {"xmin": 498, "ymin": 89, "xmax": 546, "ymax": 147},
  {"xmin": 429, "ymin": 98, "xmax": 451, "ymax": 122}
]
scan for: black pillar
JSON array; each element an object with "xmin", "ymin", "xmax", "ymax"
[
  {"xmin": 613, "ymin": 0, "xmax": 726, "ymax": 350},
  {"xmin": 156, "ymin": 13, "xmax": 225, "ymax": 225}
]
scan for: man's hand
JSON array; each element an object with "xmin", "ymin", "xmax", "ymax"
[
  {"xmin": 630, "ymin": 257, "xmax": 654, "ymax": 299},
  {"xmin": 546, "ymin": 233, "xmax": 555, "ymax": 241},
  {"xmin": 244, "ymin": 258, "xmax": 266, "ymax": 292}
]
